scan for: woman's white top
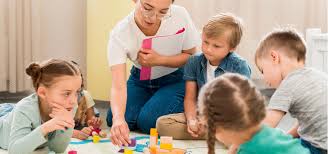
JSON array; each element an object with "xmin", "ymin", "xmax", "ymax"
[{"xmin": 107, "ymin": 5, "xmax": 200, "ymax": 79}]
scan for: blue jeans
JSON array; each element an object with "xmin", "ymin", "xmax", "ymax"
[
  {"xmin": 301, "ymin": 139, "xmax": 327, "ymax": 154},
  {"xmin": 107, "ymin": 66, "xmax": 185, "ymax": 133}
]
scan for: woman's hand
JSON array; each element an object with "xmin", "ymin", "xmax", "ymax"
[
  {"xmin": 137, "ymin": 48, "xmax": 163, "ymax": 67},
  {"xmin": 110, "ymin": 117, "xmax": 131, "ymax": 146}
]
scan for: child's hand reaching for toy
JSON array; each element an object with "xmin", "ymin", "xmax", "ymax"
[
  {"xmin": 87, "ymin": 116, "xmax": 102, "ymax": 128},
  {"xmin": 74, "ymin": 129, "xmax": 90, "ymax": 140},
  {"xmin": 81, "ymin": 126, "xmax": 94, "ymax": 135}
]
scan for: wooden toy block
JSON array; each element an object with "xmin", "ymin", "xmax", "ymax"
[
  {"xmin": 150, "ymin": 128, "xmax": 158, "ymax": 147},
  {"xmin": 150, "ymin": 146, "xmax": 157, "ymax": 154},
  {"xmin": 129, "ymin": 138, "xmax": 137, "ymax": 147},
  {"xmin": 68, "ymin": 150, "xmax": 77, "ymax": 154},
  {"xmin": 159, "ymin": 136, "xmax": 173, "ymax": 144},
  {"xmin": 160, "ymin": 143, "xmax": 173, "ymax": 150},
  {"xmin": 124, "ymin": 149, "xmax": 133, "ymax": 154}
]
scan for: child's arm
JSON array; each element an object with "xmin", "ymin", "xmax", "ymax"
[
  {"xmin": 287, "ymin": 121, "xmax": 300, "ymax": 138},
  {"xmin": 8, "ymin": 110, "xmax": 48, "ymax": 154},
  {"xmin": 184, "ymin": 81, "xmax": 198, "ymax": 122},
  {"xmin": 263, "ymin": 109, "xmax": 286, "ymax": 127},
  {"xmin": 184, "ymin": 81, "xmax": 202, "ymax": 137}
]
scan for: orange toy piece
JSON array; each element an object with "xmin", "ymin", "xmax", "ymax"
[
  {"xmin": 150, "ymin": 128, "xmax": 158, "ymax": 147},
  {"xmin": 143, "ymin": 148, "xmax": 186, "ymax": 154}
]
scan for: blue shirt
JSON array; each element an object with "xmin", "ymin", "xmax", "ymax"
[
  {"xmin": 183, "ymin": 52, "xmax": 251, "ymax": 89},
  {"xmin": 238, "ymin": 125, "xmax": 310, "ymax": 154}
]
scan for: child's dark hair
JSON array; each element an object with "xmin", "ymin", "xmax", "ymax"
[
  {"xmin": 255, "ymin": 27, "xmax": 306, "ymax": 67},
  {"xmin": 198, "ymin": 73, "xmax": 266, "ymax": 154},
  {"xmin": 26, "ymin": 59, "xmax": 81, "ymax": 90}
]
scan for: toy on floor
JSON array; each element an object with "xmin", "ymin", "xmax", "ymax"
[
  {"xmin": 68, "ymin": 150, "xmax": 77, "ymax": 154},
  {"xmin": 150, "ymin": 128, "xmax": 158, "ymax": 147},
  {"xmin": 92, "ymin": 134, "xmax": 101, "ymax": 143},
  {"xmin": 89, "ymin": 127, "xmax": 107, "ymax": 138},
  {"xmin": 124, "ymin": 149, "xmax": 134, "ymax": 154},
  {"xmin": 118, "ymin": 138, "xmax": 137, "ymax": 153},
  {"xmin": 143, "ymin": 128, "xmax": 187, "ymax": 154}
]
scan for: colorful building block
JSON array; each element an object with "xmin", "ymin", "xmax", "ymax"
[
  {"xmin": 150, "ymin": 128, "xmax": 158, "ymax": 147},
  {"xmin": 129, "ymin": 138, "xmax": 137, "ymax": 147},
  {"xmin": 68, "ymin": 150, "xmax": 77, "ymax": 154},
  {"xmin": 124, "ymin": 149, "xmax": 133, "ymax": 154},
  {"xmin": 160, "ymin": 136, "xmax": 173, "ymax": 150},
  {"xmin": 92, "ymin": 135, "xmax": 100, "ymax": 143}
]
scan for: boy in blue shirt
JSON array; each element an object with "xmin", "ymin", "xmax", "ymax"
[{"xmin": 156, "ymin": 13, "xmax": 251, "ymax": 139}]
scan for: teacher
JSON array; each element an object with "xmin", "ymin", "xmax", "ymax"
[{"xmin": 106, "ymin": 0, "xmax": 199, "ymax": 146}]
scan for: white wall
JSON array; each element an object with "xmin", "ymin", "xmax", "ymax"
[{"xmin": 40, "ymin": 0, "xmax": 86, "ymax": 76}]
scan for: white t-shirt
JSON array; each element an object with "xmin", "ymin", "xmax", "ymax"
[
  {"xmin": 207, "ymin": 60, "xmax": 218, "ymax": 81},
  {"xmin": 107, "ymin": 5, "xmax": 200, "ymax": 79}
]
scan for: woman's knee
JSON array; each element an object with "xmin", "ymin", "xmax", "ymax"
[{"xmin": 137, "ymin": 111, "xmax": 156, "ymax": 133}]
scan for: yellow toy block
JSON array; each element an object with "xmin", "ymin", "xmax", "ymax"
[
  {"xmin": 124, "ymin": 149, "xmax": 133, "ymax": 154},
  {"xmin": 93, "ymin": 135, "xmax": 100, "ymax": 143},
  {"xmin": 150, "ymin": 128, "xmax": 157, "ymax": 136},
  {"xmin": 160, "ymin": 143, "xmax": 173, "ymax": 150}
]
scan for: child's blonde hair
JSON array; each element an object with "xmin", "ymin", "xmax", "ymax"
[
  {"xmin": 203, "ymin": 12, "xmax": 243, "ymax": 49},
  {"xmin": 198, "ymin": 73, "xmax": 266, "ymax": 154},
  {"xmin": 255, "ymin": 27, "xmax": 306, "ymax": 66}
]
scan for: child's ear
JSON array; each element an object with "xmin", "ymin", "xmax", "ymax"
[
  {"xmin": 270, "ymin": 50, "xmax": 280, "ymax": 64},
  {"xmin": 37, "ymin": 86, "xmax": 47, "ymax": 100}
]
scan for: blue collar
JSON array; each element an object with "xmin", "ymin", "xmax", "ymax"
[{"xmin": 200, "ymin": 52, "xmax": 233, "ymax": 70}]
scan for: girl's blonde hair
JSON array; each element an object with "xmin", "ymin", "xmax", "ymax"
[{"xmin": 198, "ymin": 73, "xmax": 266, "ymax": 154}]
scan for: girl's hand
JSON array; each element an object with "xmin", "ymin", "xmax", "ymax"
[
  {"xmin": 41, "ymin": 116, "xmax": 75, "ymax": 136},
  {"xmin": 137, "ymin": 48, "xmax": 163, "ymax": 67},
  {"xmin": 81, "ymin": 126, "xmax": 93, "ymax": 135},
  {"xmin": 73, "ymin": 129, "xmax": 89, "ymax": 140},
  {"xmin": 41, "ymin": 103, "xmax": 75, "ymax": 136},
  {"xmin": 49, "ymin": 103, "xmax": 74, "ymax": 123},
  {"xmin": 110, "ymin": 117, "xmax": 130, "ymax": 146},
  {"xmin": 87, "ymin": 116, "xmax": 102, "ymax": 128}
]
